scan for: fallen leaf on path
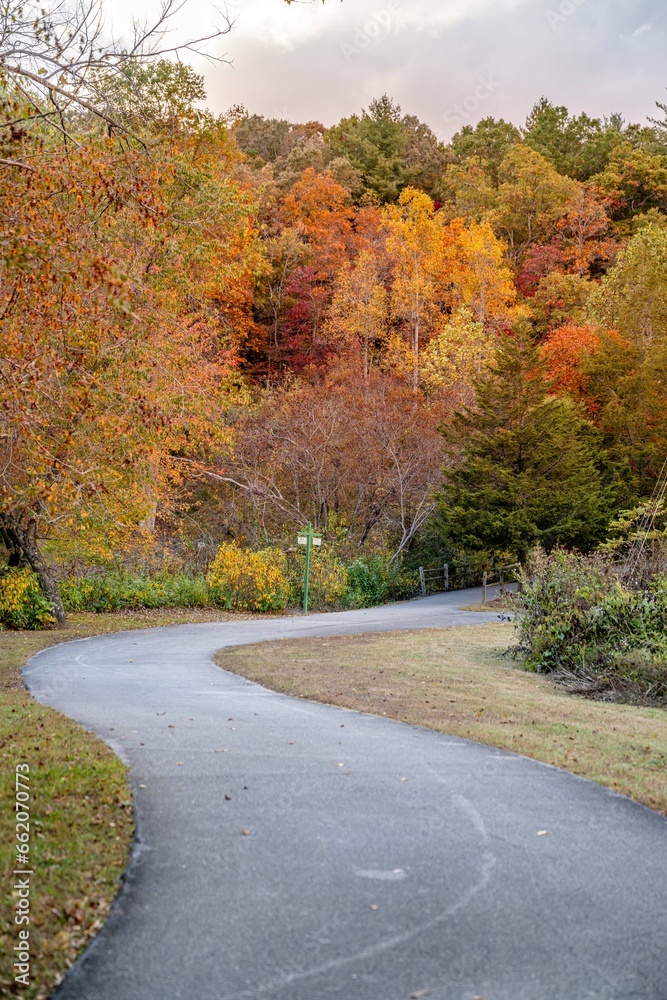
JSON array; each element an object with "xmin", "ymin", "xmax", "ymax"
[
  {"xmin": 241, "ymin": 828, "xmax": 251, "ymax": 836},
  {"xmin": 410, "ymin": 990, "xmax": 432, "ymax": 998},
  {"xmin": 537, "ymin": 830, "xmax": 550, "ymax": 836}
]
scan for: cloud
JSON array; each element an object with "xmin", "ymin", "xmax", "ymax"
[{"xmin": 109, "ymin": 0, "xmax": 667, "ymax": 135}]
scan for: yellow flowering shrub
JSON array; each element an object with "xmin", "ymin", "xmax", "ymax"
[
  {"xmin": 206, "ymin": 543, "xmax": 290, "ymax": 612},
  {"xmin": 0, "ymin": 568, "xmax": 56, "ymax": 630},
  {"xmin": 289, "ymin": 546, "xmax": 348, "ymax": 610}
]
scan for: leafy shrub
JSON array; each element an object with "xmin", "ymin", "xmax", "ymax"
[
  {"xmin": 207, "ymin": 543, "xmax": 289, "ymax": 612},
  {"xmin": 288, "ymin": 546, "xmax": 348, "ymax": 610},
  {"xmin": 516, "ymin": 548, "xmax": 667, "ymax": 700},
  {"xmin": 0, "ymin": 568, "xmax": 56, "ymax": 630},
  {"xmin": 345, "ymin": 555, "xmax": 418, "ymax": 608},
  {"xmin": 60, "ymin": 573, "xmax": 211, "ymax": 613}
]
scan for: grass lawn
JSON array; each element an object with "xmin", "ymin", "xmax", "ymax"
[
  {"xmin": 0, "ymin": 607, "xmax": 247, "ymax": 999},
  {"xmin": 216, "ymin": 622, "xmax": 667, "ymax": 816}
]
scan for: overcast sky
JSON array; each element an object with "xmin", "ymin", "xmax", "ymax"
[{"xmin": 132, "ymin": 0, "xmax": 667, "ymax": 138}]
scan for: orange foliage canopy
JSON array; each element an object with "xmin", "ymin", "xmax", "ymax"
[
  {"xmin": 0, "ymin": 134, "xmax": 255, "ymax": 594},
  {"xmin": 540, "ymin": 323, "xmax": 602, "ymax": 398}
]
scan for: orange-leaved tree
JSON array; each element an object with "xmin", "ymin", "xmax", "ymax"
[
  {"xmin": 0, "ymin": 123, "xmax": 255, "ymax": 619},
  {"xmin": 540, "ymin": 323, "xmax": 603, "ymax": 400}
]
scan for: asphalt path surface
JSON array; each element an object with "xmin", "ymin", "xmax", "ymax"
[{"xmin": 24, "ymin": 589, "xmax": 667, "ymax": 1000}]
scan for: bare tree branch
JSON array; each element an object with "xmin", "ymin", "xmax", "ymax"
[
  {"xmin": 0, "ymin": 156, "xmax": 34, "ymax": 169},
  {"xmin": 0, "ymin": 0, "xmax": 233, "ymax": 133}
]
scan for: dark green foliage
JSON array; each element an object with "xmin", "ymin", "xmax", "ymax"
[
  {"xmin": 449, "ymin": 116, "xmax": 521, "ymax": 181},
  {"xmin": 522, "ymin": 98, "xmax": 624, "ymax": 180},
  {"xmin": 435, "ymin": 326, "xmax": 616, "ymax": 561},
  {"xmin": 327, "ymin": 95, "xmax": 448, "ymax": 202},
  {"xmin": 327, "ymin": 96, "xmax": 408, "ymax": 202},
  {"xmin": 517, "ymin": 549, "xmax": 667, "ymax": 701},
  {"xmin": 344, "ymin": 556, "xmax": 418, "ymax": 608}
]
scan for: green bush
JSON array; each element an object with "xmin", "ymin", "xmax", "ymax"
[
  {"xmin": 344, "ymin": 556, "xmax": 418, "ymax": 608},
  {"xmin": 0, "ymin": 568, "xmax": 56, "ymax": 630},
  {"xmin": 59, "ymin": 573, "xmax": 211, "ymax": 613},
  {"xmin": 516, "ymin": 548, "xmax": 667, "ymax": 699}
]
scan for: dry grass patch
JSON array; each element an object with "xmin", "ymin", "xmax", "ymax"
[
  {"xmin": 0, "ymin": 606, "xmax": 247, "ymax": 998},
  {"xmin": 216, "ymin": 622, "xmax": 667, "ymax": 816}
]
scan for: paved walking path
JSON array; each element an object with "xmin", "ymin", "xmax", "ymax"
[{"xmin": 24, "ymin": 590, "xmax": 667, "ymax": 1000}]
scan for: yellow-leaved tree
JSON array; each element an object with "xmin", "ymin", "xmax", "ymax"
[
  {"xmin": 420, "ymin": 308, "xmax": 496, "ymax": 405},
  {"xmin": 454, "ymin": 221, "xmax": 516, "ymax": 323},
  {"xmin": 383, "ymin": 188, "xmax": 464, "ymax": 389},
  {"xmin": 325, "ymin": 249, "xmax": 389, "ymax": 377}
]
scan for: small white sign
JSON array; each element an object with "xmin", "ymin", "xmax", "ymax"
[
  {"xmin": 312, "ymin": 537, "xmax": 322, "ymax": 547},
  {"xmin": 297, "ymin": 535, "xmax": 308, "ymax": 546}
]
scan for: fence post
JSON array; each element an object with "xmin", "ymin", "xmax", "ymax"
[
  {"xmin": 419, "ymin": 566, "xmax": 426, "ymax": 598},
  {"xmin": 482, "ymin": 571, "xmax": 488, "ymax": 605},
  {"xmin": 444, "ymin": 563, "xmax": 449, "ymax": 592},
  {"xmin": 467, "ymin": 563, "xmax": 472, "ymax": 588},
  {"xmin": 500, "ymin": 568, "xmax": 505, "ymax": 596}
]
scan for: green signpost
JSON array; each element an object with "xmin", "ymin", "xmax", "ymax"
[{"xmin": 297, "ymin": 522, "xmax": 322, "ymax": 613}]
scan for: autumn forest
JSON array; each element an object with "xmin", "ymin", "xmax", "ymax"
[{"xmin": 3, "ymin": 53, "xmax": 667, "ymax": 622}]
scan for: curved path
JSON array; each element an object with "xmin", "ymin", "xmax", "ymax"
[{"xmin": 24, "ymin": 590, "xmax": 667, "ymax": 1000}]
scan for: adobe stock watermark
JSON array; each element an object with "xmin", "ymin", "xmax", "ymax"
[
  {"xmin": 545, "ymin": 0, "xmax": 587, "ymax": 30},
  {"xmin": 340, "ymin": 0, "xmax": 403, "ymax": 64},
  {"xmin": 441, "ymin": 74, "xmax": 502, "ymax": 134}
]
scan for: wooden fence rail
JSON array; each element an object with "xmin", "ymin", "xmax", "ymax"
[
  {"xmin": 481, "ymin": 563, "xmax": 521, "ymax": 604},
  {"xmin": 417, "ymin": 560, "xmax": 522, "ymax": 600},
  {"xmin": 419, "ymin": 563, "xmax": 451, "ymax": 597}
]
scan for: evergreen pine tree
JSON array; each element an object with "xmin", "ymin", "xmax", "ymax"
[{"xmin": 435, "ymin": 325, "xmax": 616, "ymax": 560}]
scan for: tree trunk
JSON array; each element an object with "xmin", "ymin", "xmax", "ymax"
[
  {"xmin": 1, "ymin": 514, "xmax": 66, "ymax": 623},
  {"xmin": 413, "ymin": 317, "xmax": 420, "ymax": 393},
  {"xmin": 0, "ymin": 525, "xmax": 23, "ymax": 566}
]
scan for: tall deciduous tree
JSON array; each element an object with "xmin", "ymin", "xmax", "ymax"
[
  {"xmin": 449, "ymin": 117, "xmax": 521, "ymax": 182},
  {"xmin": 583, "ymin": 225, "xmax": 667, "ymax": 494},
  {"xmin": 591, "ymin": 143, "xmax": 667, "ymax": 221},
  {"xmin": 539, "ymin": 324, "xmax": 602, "ymax": 399},
  {"xmin": 383, "ymin": 188, "xmax": 462, "ymax": 389},
  {"xmin": 271, "ymin": 167, "xmax": 357, "ymax": 368},
  {"xmin": 0, "ymin": 116, "xmax": 256, "ymax": 617},
  {"xmin": 420, "ymin": 308, "xmax": 495, "ymax": 407},
  {"xmin": 590, "ymin": 223, "xmax": 667, "ymax": 343},
  {"xmin": 455, "ymin": 221, "xmax": 516, "ymax": 323},
  {"xmin": 212, "ymin": 368, "xmax": 444, "ymax": 561},
  {"xmin": 491, "ymin": 145, "xmax": 580, "ymax": 261},
  {"xmin": 325, "ymin": 250, "xmax": 388, "ymax": 377}
]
